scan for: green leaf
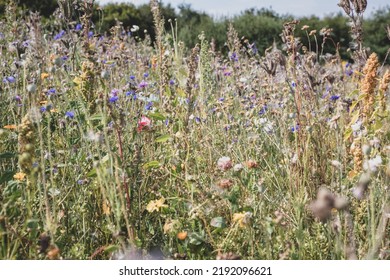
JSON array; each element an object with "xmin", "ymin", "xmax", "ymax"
[
  {"xmin": 26, "ymin": 219, "xmax": 39, "ymax": 230},
  {"xmin": 143, "ymin": 161, "xmax": 161, "ymax": 169},
  {"xmin": 349, "ymin": 110, "xmax": 360, "ymax": 126},
  {"xmin": 165, "ymin": 85, "xmax": 172, "ymax": 97},
  {"xmin": 149, "ymin": 112, "xmax": 166, "ymax": 121},
  {"xmin": 188, "ymin": 232, "xmax": 205, "ymax": 246},
  {"xmin": 0, "ymin": 152, "xmax": 16, "ymax": 159},
  {"xmin": 210, "ymin": 217, "xmax": 226, "ymax": 228},
  {"xmin": 87, "ymin": 168, "xmax": 97, "ymax": 178},
  {"xmin": 89, "ymin": 114, "xmax": 103, "ymax": 121},
  {"xmin": 0, "ymin": 170, "xmax": 15, "ymax": 184},
  {"xmin": 155, "ymin": 134, "xmax": 171, "ymax": 143},
  {"xmin": 373, "ymin": 120, "xmax": 383, "ymax": 132},
  {"xmin": 177, "ymin": 88, "xmax": 186, "ymax": 97},
  {"xmin": 104, "ymin": 245, "xmax": 119, "ymax": 254},
  {"xmin": 344, "ymin": 128, "xmax": 353, "ymax": 142}
]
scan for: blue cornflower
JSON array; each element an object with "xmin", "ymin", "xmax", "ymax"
[
  {"xmin": 40, "ymin": 106, "xmax": 47, "ymax": 113},
  {"xmin": 145, "ymin": 101, "xmax": 153, "ymax": 110},
  {"xmin": 88, "ymin": 31, "xmax": 94, "ymax": 38},
  {"xmin": 291, "ymin": 81, "xmax": 297, "ymax": 88},
  {"xmin": 218, "ymin": 97, "xmax": 225, "ymax": 102},
  {"xmin": 195, "ymin": 117, "xmax": 201, "ymax": 123},
  {"xmin": 65, "ymin": 111, "xmax": 75, "ymax": 119},
  {"xmin": 109, "ymin": 96, "xmax": 119, "ymax": 103},
  {"xmin": 14, "ymin": 95, "xmax": 21, "ymax": 102},
  {"xmin": 330, "ymin": 95, "xmax": 340, "ymax": 101},
  {"xmin": 169, "ymin": 79, "xmax": 175, "ymax": 86},
  {"xmin": 143, "ymin": 72, "xmax": 149, "ymax": 78},
  {"xmin": 130, "ymin": 75, "xmax": 135, "ymax": 80},
  {"xmin": 165, "ymin": 119, "xmax": 169, "ymax": 126},
  {"xmin": 54, "ymin": 30, "xmax": 65, "ymax": 40},
  {"xmin": 75, "ymin": 23, "xmax": 82, "ymax": 31},
  {"xmin": 47, "ymin": 88, "xmax": 56, "ymax": 95}
]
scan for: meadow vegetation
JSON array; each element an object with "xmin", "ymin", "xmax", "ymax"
[{"xmin": 0, "ymin": 0, "xmax": 389, "ymax": 260}]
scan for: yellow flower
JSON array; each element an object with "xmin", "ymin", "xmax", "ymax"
[
  {"xmin": 232, "ymin": 212, "xmax": 252, "ymax": 228},
  {"xmin": 41, "ymin": 72, "xmax": 50, "ymax": 80},
  {"xmin": 146, "ymin": 197, "xmax": 168, "ymax": 213},
  {"xmin": 14, "ymin": 172, "xmax": 26, "ymax": 181}
]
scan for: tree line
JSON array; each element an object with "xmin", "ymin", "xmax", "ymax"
[{"xmin": 1, "ymin": 0, "xmax": 389, "ymax": 60}]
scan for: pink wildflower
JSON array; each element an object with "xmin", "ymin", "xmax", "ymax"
[{"xmin": 137, "ymin": 116, "xmax": 151, "ymax": 132}]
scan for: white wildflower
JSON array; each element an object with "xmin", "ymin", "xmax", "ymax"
[{"xmin": 130, "ymin": 25, "xmax": 139, "ymax": 32}]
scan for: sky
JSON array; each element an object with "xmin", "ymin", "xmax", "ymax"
[{"xmin": 97, "ymin": 0, "xmax": 389, "ymax": 18}]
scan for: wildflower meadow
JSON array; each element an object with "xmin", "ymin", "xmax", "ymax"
[{"xmin": 0, "ymin": 0, "xmax": 389, "ymax": 260}]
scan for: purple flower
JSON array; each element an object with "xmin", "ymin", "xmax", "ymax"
[
  {"xmin": 249, "ymin": 42, "xmax": 258, "ymax": 55},
  {"xmin": 223, "ymin": 71, "xmax": 232, "ymax": 76},
  {"xmin": 330, "ymin": 95, "xmax": 340, "ymax": 101},
  {"xmin": 4, "ymin": 76, "xmax": 16, "ymax": 83},
  {"xmin": 126, "ymin": 90, "xmax": 136, "ymax": 99},
  {"xmin": 230, "ymin": 52, "xmax": 238, "ymax": 62},
  {"xmin": 291, "ymin": 81, "xmax": 297, "ymax": 88},
  {"xmin": 139, "ymin": 80, "xmax": 148, "ymax": 88},
  {"xmin": 65, "ymin": 111, "xmax": 75, "ymax": 119},
  {"xmin": 54, "ymin": 30, "xmax": 65, "ymax": 40},
  {"xmin": 195, "ymin": 117, "xmax": 201, "ymax": 123},
  {"xmin": 259, "ymin": 106, "xmax": 268, "ymax": 115},
  {"xmin": 291, "ymin": 125, "xmax": 299, "ymax": 132},
  {"xmin": 75, "ymin": 23, "xmax": 82, "ymax": 31},
  {"xmin": 169, "ymin": 79, "xmax": 175, "ymax": 86},
  {"xmin": 111, "ymin": 89, "xmax": 119, "ymax": 96},
  {"xmin": 145, "ymin": 101, "xmax": 153, "ymax": 110},
  {"xmin": 40, "ymin": 106, "xmax": 47, "ymax": 113},
  {"xmin": 165, "ymin": 119, "xmax": 169, "ymax": 126},
  {"xmin": 218, "ymin": 97, "xmax": 225, "ymax": 102},
  {"xmin": 14, "ymin": 95, "xmax": 21, "ymax": 102},
  {"xmin": 47, "ymin": 88, "xmax": 56, "ymax": 95},
  {"xmin": 130, "ymin": 75, "xmax": 135, "ymax": 80},
  {"xmin": 88, "ymin": 31, "xmax": 94, "ymax": 38},
  {"xmin": 143, "ymin": 72, "xmax": 149, "ymax": 78}
]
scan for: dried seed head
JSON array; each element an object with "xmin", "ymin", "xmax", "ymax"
[
  {"xmin": 310, "ymin": 187, "xmax": 349, "ymax": 222},
  {"xmin": 338, "ymin": 0, "xmax": 351, "ymax": 15},
  {"xmin": 217, "ymin": 179, "xmax": 234, "ymax": 190},
  {"xmin": 352, "ymin": 172, "xmax": 371, "ymax": 199},
  {"xmin": 352, "ymin": 0, "xmax": 367, "ymax": 14}
]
